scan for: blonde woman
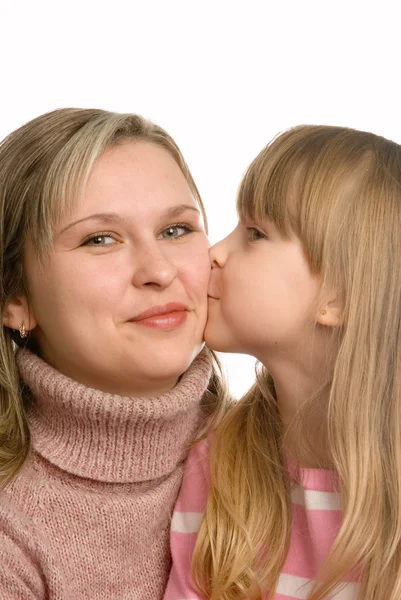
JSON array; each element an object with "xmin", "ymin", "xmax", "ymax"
[
  {"xmin": 165, "ymin": 125, "xmax": 401, "ymax": 599},
  {"xmin": 0, "ymin": 108, "xmax": 227, "ymax": 599}
]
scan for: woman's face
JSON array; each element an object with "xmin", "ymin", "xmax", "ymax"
[{"xmin": 21, "ymin": 141, "xmax": 210, "ymax": 396}]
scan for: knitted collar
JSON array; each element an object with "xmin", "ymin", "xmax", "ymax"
[{"xmin": 17, "ymin": 348, "xmax": 211, "ymax": 483}]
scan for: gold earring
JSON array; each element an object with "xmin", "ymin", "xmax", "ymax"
[
  {"xmin": 320, "ymin": 309, "xmax": 327, "ymax": 315},
  {"xmin": 19, "ymin": 321, "xmax": 27, "ymax": 339}
]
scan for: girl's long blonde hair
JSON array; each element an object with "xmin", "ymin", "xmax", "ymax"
[
  {"xmin": 0, "ymin": 108, "xmax": 228, "ymax": 489},
  {"xmin": 193, "ymin": 125, "xmax": 401, "ymax": 599}
]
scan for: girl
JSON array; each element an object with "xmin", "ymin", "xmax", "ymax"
[
  {"xmin": 0, "ymin": 108, "xmax": 228, "ymax": 599},
  {"xmin": 165, "ymin": 125, "xmax": 401, "ymax": 599}
]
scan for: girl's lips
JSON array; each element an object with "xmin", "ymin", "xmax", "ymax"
[{"xmin": 132, "ymin": 310, "xmax": 188, "ymax": 330}]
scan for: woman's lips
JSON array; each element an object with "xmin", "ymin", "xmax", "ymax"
[
  {"xmin": 129, "ymin": 302, "xmax": 188, "ymax": 330},
  {"xmin": 133, "ymin": 310, "xmax": 188, "ymax": 330}
]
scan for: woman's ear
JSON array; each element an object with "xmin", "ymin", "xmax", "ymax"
[
  {"xmin": 3, "ymin": 296, "xmax": 37, "ymax": 333},
  {"xmin": 316, "ymin": 298, "xmax": 343, "ymax": 327}
]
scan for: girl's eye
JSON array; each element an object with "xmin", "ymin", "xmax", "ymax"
[
  {"xmin": 247, "ymin": 227, "xmax": 266, "ymax": 241},
  {"xmin": 82, "ymin": 233, "xmax": 117, "ymax": 247},
  {"xmin": 159, "ymin": 224, "xmax": 193, "ymax": 239}
]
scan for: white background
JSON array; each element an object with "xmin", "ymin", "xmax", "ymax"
[{"xmin": 1, "ymin": 1, "xmax": 399, "ymax": 397}]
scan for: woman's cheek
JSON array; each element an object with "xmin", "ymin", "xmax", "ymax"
[{"xmin": 192, "ymin": 245, "xmax": 211, "ymax": 293}]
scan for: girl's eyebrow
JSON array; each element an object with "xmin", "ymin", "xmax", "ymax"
[{"xmin": 57, "ymin": 204, "xmax": 200, "ymax": 236}]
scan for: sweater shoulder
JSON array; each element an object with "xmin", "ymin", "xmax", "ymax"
[
  {"xmin": 0, "ymin": 490, "xmax": 48, "ymax": 599},
  {"xmin": 2, "ymin": 452, "xmax": 55, "ymax": 520},
  {"xmin": 0, "ymin": 454, "xmax": 68, "ymax": 598}
]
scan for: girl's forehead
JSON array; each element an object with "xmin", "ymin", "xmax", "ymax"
[{"xmin": 237, "ymin": 179, "xmax": 295, "ymax": 229}]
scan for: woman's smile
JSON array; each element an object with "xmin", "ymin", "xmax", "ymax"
[{"xmin": 128, "ymin": 302, "xmax": 189, "ymax": 330}]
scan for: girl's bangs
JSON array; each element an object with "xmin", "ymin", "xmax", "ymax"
[{"xmin": 236, "ymin": 138, "xmax": 305, "ymax": 237}]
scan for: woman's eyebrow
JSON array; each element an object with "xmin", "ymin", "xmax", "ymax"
[
  {"xmin": 162, "ymin": 204, "xmax": 200, "ymax": 219},
  {"xmin": 58, "ymin": 204, "xmax": 200, "ymax": 235}
]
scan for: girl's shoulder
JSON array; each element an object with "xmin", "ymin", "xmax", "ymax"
[
  {"xmin": 187, "ymin": 436, "xmax": 211, "ymax": 484},
  {"xmin": 172, "ymin": 438, "xmax": 211, "ymax": 521},
  {"xmin": 166, "ymin": 439, "xmax": 211, "ymax": 600}
]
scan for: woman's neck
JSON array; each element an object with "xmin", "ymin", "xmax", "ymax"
[{"xmin": 16, "ymin": 347, "xmax": 212, "ymax": 483}]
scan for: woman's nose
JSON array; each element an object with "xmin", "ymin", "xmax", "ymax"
[{"xmin": 132, "ymin": 246, "xmax": 178, "ymax": 288}]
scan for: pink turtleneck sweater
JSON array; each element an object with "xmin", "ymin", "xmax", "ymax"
[{"xmin": 0, "ymin": 348, "xmax": 211, "ymax": 599}]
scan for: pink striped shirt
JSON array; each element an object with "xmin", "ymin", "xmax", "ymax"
[{"xmin": 164, "ymin": 440, "xmax": 359, "ymax": 600}]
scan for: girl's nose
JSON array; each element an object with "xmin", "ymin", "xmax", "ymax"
[{"xmin": 209, "ymin": 230, "xmax": 234, "ymax": 269}]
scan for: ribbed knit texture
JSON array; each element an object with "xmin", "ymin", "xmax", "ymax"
[{"xmin": 0, "ymin": 348, "xmax": 211, "ymax": 599}]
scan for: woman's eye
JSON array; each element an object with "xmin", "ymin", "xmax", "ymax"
[
  {"xmin": 160, "ymin": 224, "xmax": 193, "ymax": 239},
  {"xmin": 82, "ymin": 233, "xmax": 116, "ymax": 247},
  {"xmin": 247, "ymin": 227, "xmax": 266, "ymax": 241}
]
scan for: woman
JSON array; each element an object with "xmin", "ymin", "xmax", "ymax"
[{"xmin": 0, "ymin": 108, "xmax": 227, "ymax": 599}]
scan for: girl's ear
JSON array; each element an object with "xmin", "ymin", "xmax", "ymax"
[
  {"xmin": 316, "ymin": 298, "xmax": 343, "ymax": 327},
  {"xmin": 3, "ymin": 297, "xmax": 37, "ymax": 333}
]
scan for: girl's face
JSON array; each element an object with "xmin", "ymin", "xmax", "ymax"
[
  {"xmin": 205, "ymin": 218, "xmax": 321, "ymax": 365},
  {"xmin": 15, "ymin": 142, "xmax": 210, "ymax": 396}
]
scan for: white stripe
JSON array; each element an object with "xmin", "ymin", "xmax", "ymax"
[
  {"xmin": 171, "ymin": 511, "xmax": 203, "ymax": 533},
  {"xmin": 291, "ymin": 485, "xmax": 343, "ymax": 511},
  {"xmin": 172, "ymin": 491, "xmax": 341, "ymax": 533},
  {"xmin": 277, "ymin": 573, "xmax": 359, "ymax": 599}
]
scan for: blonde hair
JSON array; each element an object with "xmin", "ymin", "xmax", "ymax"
[
  {"xmin": 0, "ymin": 108, "xmax": 227, "ymax": 489},
  {"xmin": 193, "ymin": 125, "xmax": 401, "ymax": 599}
]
